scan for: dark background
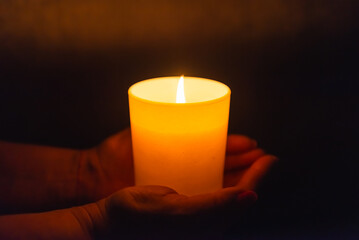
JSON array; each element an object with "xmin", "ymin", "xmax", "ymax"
[{"xmin": 0, "ymin": 0, "xmax": 358, "ymax": 238}]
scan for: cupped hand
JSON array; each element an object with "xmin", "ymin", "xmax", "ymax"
[
  {"xmin": 77, "ymin": 129, "xmax": 278, "ymax": 238},
  {"xmin": 93, "ymin": 128, "xmax": 134, "ymax": 190},
  {"xmin": 224, "ymin": 134, "xmax": 278, "ymax": 190},
  {"xmin": 88, "ymin": 128, "xmax": 277, "ymax": 197},
  {"xmin": 80, "ymin": 128, "xmax": 134, "ymax": 201},
  {"xmin": 81, "ymin": 185, "xmax": 258, "ymax": 239}
]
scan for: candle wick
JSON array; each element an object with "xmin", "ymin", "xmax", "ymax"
[{"xmin": 176, "ymin": 75, "xmax": 186, "ymax": 103}]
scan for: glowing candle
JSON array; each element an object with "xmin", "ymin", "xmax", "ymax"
[{"xmin": 128, "ymin": 76, "xmax": 231, "ymax": 195}]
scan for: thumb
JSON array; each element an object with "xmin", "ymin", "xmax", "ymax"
[{"xmin": 178, "ymin": 187, "xmax": 257, "ymax": 215}]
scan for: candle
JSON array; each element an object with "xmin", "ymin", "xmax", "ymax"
[{"xmin": 128, "ymin": 76, "xmax": 231, "ymax": 195}]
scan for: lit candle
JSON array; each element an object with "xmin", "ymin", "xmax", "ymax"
[{"xmin": 128, "ymin": 76, "xmax": 231, "ymax": 195}]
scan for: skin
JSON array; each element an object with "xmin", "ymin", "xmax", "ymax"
[
  {"xmin": 0, "ymin": 128, "xmax": 278, "ymax": 239},
  {"xmin": 86, "ymin": 128, "xmax": 277, "ymax": 198}
]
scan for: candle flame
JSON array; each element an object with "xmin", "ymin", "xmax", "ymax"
[{"xmin": 176, "ymin": 75, "xmax": 186, "ymax": 103}]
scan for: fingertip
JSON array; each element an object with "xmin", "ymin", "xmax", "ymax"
[
  {"xmin": 268, "ymin": 155, "xmax": 279, "ymax": 163},
  {"xmin": 236, "ymin": 191, "xmax": 258, "ymax": 208},
  {"xmin": 235, "ymin": 154, "xmax": 279, "ymax": 191},
  {"xmin": 251, "ymin": 140, "xmax": 258, "ymax": 148},
  {"xmin": 237, "ymin": 191, "xmax": 258, "ymax": 202},
  {"xmin": 256, "ymin": 154, "xmax": 279, "ymax": 171}
]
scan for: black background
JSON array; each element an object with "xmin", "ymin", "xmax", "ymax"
[{"xmin": 1, "ymin": 1, "xmax": 358, "ymax": 238}]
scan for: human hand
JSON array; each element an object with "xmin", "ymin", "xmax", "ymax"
[
  {"xmin": 77, "ymin": 132, "xmax": 277, "ymax": 239},
  {"xmin": 76, "ymin": 185, "xmax": 257, "ymax": 240},
  {"xmin": 81, "ymin": 129, "xmax": 277, "ymax": 203},
  {"xmin": 79, "ymin": 128, "xmax": 134, "ymax": 202},
  {"xmin": 0, "ymin": 184, "xmax": 258, "ymax": 240},
  {"xmin": 224, "ymin": 134, "xmax": 278, "ymax": 190}
]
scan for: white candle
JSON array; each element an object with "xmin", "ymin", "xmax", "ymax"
[{"xmin": 128, "ymin": 76, "xmax": 231, "ymax": 195}]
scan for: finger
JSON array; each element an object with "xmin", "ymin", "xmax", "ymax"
[
  {"xmin": 225, "ymin": 148, "xmax": 266, "ymax": 171},
  {"xmin": 236, "ymin": 155, "xmax": 279, "ymax": 190},
  {"xmin": 223, "ymin": 170, "xmax": 245, "ymax": 188},
  {"xmin": 176, "ymin": 187, "xmax": 255, "ymax": 215},
  {"xmin": 226, "ymin": 135, "xmax": 257, "ymax": 155}
]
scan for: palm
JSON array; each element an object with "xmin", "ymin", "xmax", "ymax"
[
  {"xmin": 85, "ymin": 131, "xmax": 276, "ymax": 239},
  {"xmin": 102, "ymin": 184, "xmax": 257, "ymax": 239}
]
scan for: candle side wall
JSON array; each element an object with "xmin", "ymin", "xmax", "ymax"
[{"xmin": 129, "ymin": 87, "xmax": 230, "ymax": 195}]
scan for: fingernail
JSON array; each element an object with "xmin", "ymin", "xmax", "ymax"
[{"xmin": 236, "ymin": 191, "xmax": 258, "ymax": 207}]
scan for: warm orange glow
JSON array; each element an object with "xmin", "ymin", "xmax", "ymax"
[
  {"xmin": 128, "ymin": 76, "xmax": 231, "ymax": 195},
  {"xmin": 176, "ymin": 75, "xmax": 186, "ymax": 103}
]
